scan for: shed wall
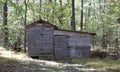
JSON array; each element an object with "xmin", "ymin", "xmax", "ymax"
[
  {"xmin": 27, "ymin": 23, "xmax": 91, "ymax": 59},
  {"xmin": 54, "ymin": 35, "xmax": 69, "ymax": 59},
  {"xmin": 54, "ymin": 30, "xmax": 91, "ymax": 58},
  {"xmin": 27, "ymin": 26, "xmax": 53, "ymax": 56}
]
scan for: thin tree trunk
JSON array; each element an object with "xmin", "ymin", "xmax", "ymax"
[
  {"xmin": 54, "ymin": 0, "xmax": 56, "ymax": 3},
  {"xmin": 39, "ymin": 0, "xmax": 42, "ymax": 19},
  {"xmin": 46, "ymin": 0, "xmax": 49, "ymax": 21},
  {"xmin": 103, "ymin": 0, "xmax": 106, "ymax": 13},
  {"xmin": 58, "ymin": 0, "xmax": 63, "ymax": 24},
  {"xmin": 48, "ymin": 0, "xmax": 53, "ymax": 22},
  {"xmin": 99, "ymin": 0, "xmax": 102, "ymax": 14},
  {"xmin": 85, "ymin": 0, "xmax": 90, "ymax": 31},
  {"xmin": 67, "ymin": 0, "xmax": 69, "ymax": 2},
  {"xmin": 67, "ymin": 0, "xmax": 70, "ymax": 29},
  {"xmin": 71, "ymin": 0, "xmax": 76, "ymax": 31},
  {"xmin": 115, "ymin": 24, "xmax": 119, "ymax": 51},
  {"xmin": 88, "ymin": 2, "xmax": 91, "ymax": 17},
  {"xmin": 59, "ymin": 0, "xmax": 62, "ymax": 6},
  {"xmin": 3, "ymin": 0, "xmax": 8, "ymax": 47},
  {"xmin": 51, "ymin": 0, "xmax": 55, "ymax": 22},
  {"xmin": 93, "ymin": 3, "xmax": 96, "ymax": 19},
  {"xmin": 80, "ymin": 0, "xmax": 83, "ymax": 31},
  {"xmin": 33, "ymin": 0, "xmax": 35, "ymax": 21},
  {"xmin": 99, "ymin": 0, "xmax": 106, "ymax": 50},
  {"xmin": 24, "ymin": 0, "xmax": 27, "ymax": 52},
  {"xmin": 116, "ymin": 17, "xmax": 120, "ymax": 56},
  {"xmin": 49, "ymin": 0, "xmax": 52, "ymax": 2}
]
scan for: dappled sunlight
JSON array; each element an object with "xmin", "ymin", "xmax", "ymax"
[
  {"xmin": 0, "ymin": 47, "xmax": 108, "ymax": 72},
  {"xmin": 0, "ymin": 47, "xmax": 28, "ymax": 60},
  {"xmin": 0, "ymin": 46, "xmax": 120, "ymax": 71}
]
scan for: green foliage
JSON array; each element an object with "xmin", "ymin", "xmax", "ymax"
[
  {"xmin": 40, "ymin": 1, "xmax": 71, "ymax": 29},
  {"xmin": 8, "ymin": 1, "xmax": 24, "ymax": 13},
  {"xmin": 109, "ymin": 1, "xmax": 120, "ymax": 15},
  {"xmin": 1, "ymin": 0, "xmax": 7, "ymax": 3}
]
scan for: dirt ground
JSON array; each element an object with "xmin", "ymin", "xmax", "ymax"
[{"xmin": 0, "ymin": 47, "xmax": 107, "ymax": 72}]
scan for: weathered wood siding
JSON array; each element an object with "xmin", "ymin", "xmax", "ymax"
[
  {"xmin": 27, "ymin": 25, "xmax": 53, "ymax": 56},
  {"xmin": 69, "ymin": 37, "xmax": 90, "ymax": 58},
  {"xmin": 26, "ymin": 20, "xmax": 92, "ymax": 59},
  {"xmin": 54, "ymin": 35, "xmax": 69, "ymax": 59},
  {"xmin": 69, "ymin": 38, "xmax": 90, "ymax": 46},
  {"xmin": 70, "ymin": 46, "xmax": 90, "ymax": 58},
  {"xmin": 54, "ymin": 30, "xmax": 91, "ymax": 58},
  {"xmin": 54, "ymin": 30, "xmax": 90, "ymax": 38}
]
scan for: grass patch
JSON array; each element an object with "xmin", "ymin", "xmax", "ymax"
[
  {"xmin": 59, "ymin": 57, "xmax": 120, "ymax": 71},
  {"xmin": 0, "ymin": 56, "xmax": 18, "ymax": 64}
]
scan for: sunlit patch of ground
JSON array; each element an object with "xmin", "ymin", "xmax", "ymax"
[
  {"xmin": 0, "ymin": 47, "xmax": 28, "ymax": 60},
  {"xmin": 60, "ymin": 58, "xmax": 120, "ymax": 72},
  {"xmin": 0, "ymin": 47, "xmax": 107, "ymax": 72}
]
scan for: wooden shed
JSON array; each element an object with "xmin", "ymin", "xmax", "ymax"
[{"xmin": 26, "ymin": 19, "xmax": 95, "ymax": 60}]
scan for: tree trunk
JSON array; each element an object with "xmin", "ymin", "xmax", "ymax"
[
  {"xmin": 88, "ymin": 2, "xmax": 91, "ymax": 17},
  {"xmin": 59, "ymin": 0, "xmax": 62, "ymax": 6},
  {"xmin": 99, "ymin": 0, "xmax": 106, "ymax": 49},
  {"xmin": 71, "ymin": 0, "xmax": 76, "ymax": 31},
  {"xmin": 3, "ymin": 0, "xmax": 8, "ymax": 47},
  {"xmin": 54, "ymin": 0, "xmax": 56, "ymax": 3},
  {"xmin": 24, "ymin": 0, "xmax": 27, "ymax": 52},
  {"xmin": 39, "ymin": 0, "xmax": 42, "ymax": 19},
  {"xmin": 33, "ymin": 0, "xmax": 35, "ymax": 21},
  {"xmin": 80, "ymin": 0, "xmax": 83, "ymax": 31},
  {"xmin": 49, "ymin": 0, "xmax": 52, "ymax": 2},
  {"xmin": 99, "ymin": 0, "xmax": 102, "ymax": 14}
]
